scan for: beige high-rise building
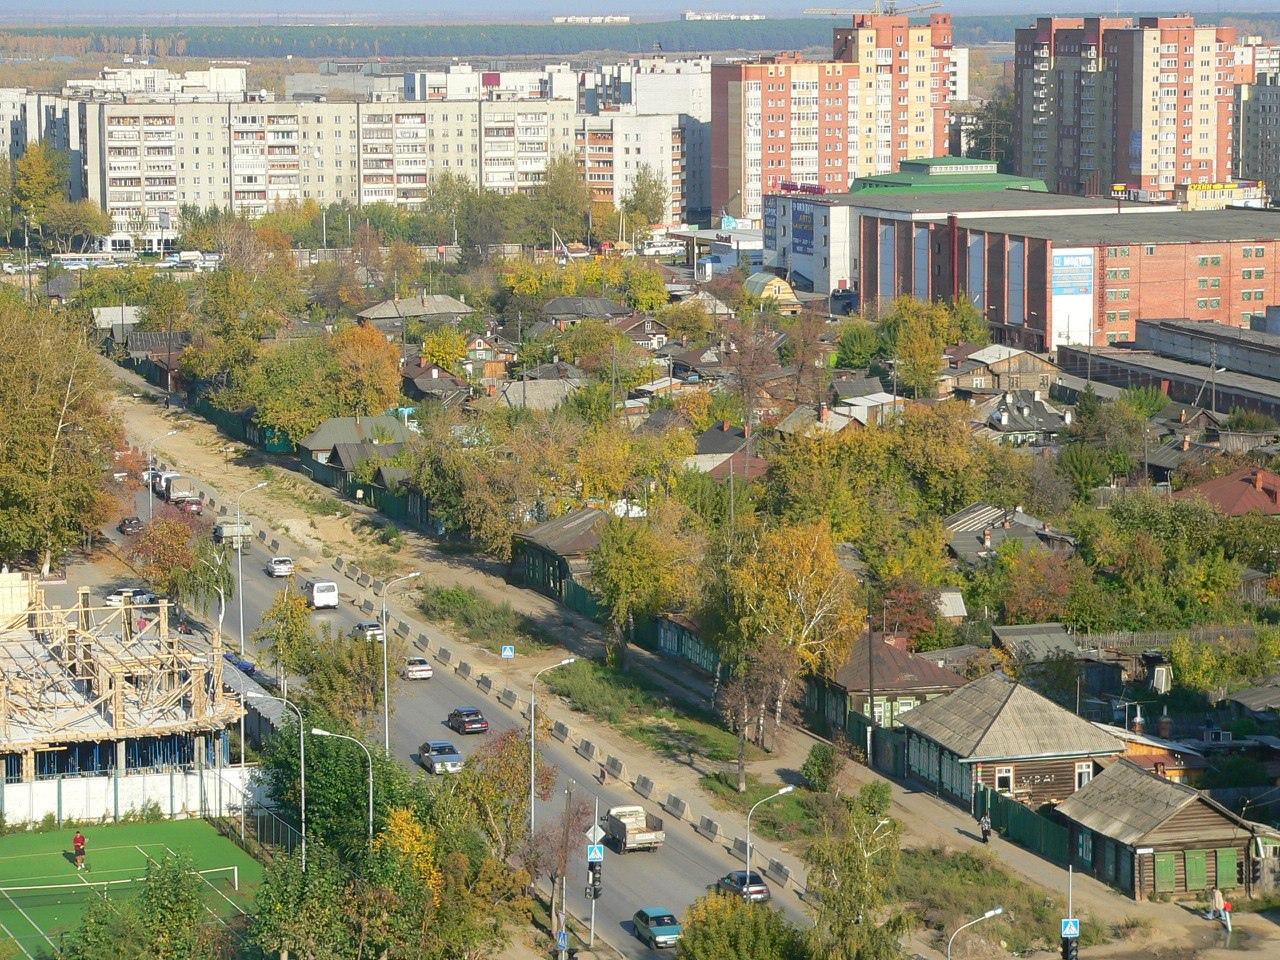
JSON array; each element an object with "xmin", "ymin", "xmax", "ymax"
[{"xmin": 577, "ymin": 112, "xmax": 685, "ymax": 226}]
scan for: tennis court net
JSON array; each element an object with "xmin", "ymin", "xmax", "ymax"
[{"xmin": 0, "ymin": 866, "xmax": 238, "ymax": 909}]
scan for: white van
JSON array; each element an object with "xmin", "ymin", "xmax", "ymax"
[{"xmin": 307, "ymin": 580, "xmax": 339, "ymax": 610}]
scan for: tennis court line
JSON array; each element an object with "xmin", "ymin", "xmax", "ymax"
[
  {"xmin": 0, "ymin": 889, "xmax": 56, "ymax": 953},
  {"xmin": 134, "ymin": 846, "xmax": 232, "ymax": 927},
  {"xmin": 0, "ymin": 920, "xmax": 35, "ymax": 960},
  {"xmin": 0, "ymin": 842, "xmax": 173, "ymax": 864},
  {"xmin": 162, "ymin": 846, "xmax": 245, "ymax": 917}
]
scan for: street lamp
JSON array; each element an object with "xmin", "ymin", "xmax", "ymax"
[
  {"xmin": 947, "ymin": 906, "xmax": 1004, "ymax": 960},
  {"xmin": 143, "ymin": 430, "xmax": 178, "ymax": 520},
  {"xmin": 529, "ymin": 657, "xmax": 576, "ymax": 835},
  {"xmin": 746, "ymin": 785, "xmax": 795, "ymax": 891},
  {"xmin": 245, "ymin": 691, "xmax": 307, "ymax": 871},
  {"xmin": 232, "ymin": 481, "xmax": 267, "ymax": 658},
  {"xmin": 379, "ymin": 571, "xmax": 421, "ymax": 753},
  {"xmin": 311, "ymin": 727, "xmax": 373, "ymax": 843}
]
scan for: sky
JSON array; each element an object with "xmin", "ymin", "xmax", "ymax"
[{"xmin": 21, "ymin": 2, "xmax": 1280, "ymax": 23}]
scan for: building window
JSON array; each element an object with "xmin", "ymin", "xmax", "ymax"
[
  {"xmin": 1243, "ymin": 247, "xmax": 1253, "ymax": 258},
  {"xmin": 1075, "ymin": 762, "xmax": 1094, "ymax": 790},
  {"xmin": 995, "ymin": 766, "xmax": 1014, "ymax": 794},
  {"xmin": 1197, "ymin": 298, "xmax": 1209, "ymax": 309},
  {"xmin": 1144, "ymin": 245, "xmax": 1156, "ymax": 255},
  {"xmin": 1255, "ymin": 246, "xmax": 1265, "ymax": 256}
]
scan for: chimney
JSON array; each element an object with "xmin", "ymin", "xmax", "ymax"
[
  {"xmin": 1000, "ymin": 410, "xmax": 1009, "ymax": 426},
  {"xmin": 1255, "ymin": 470, "xmax": 1265, "ymax": 491},
  {"xmin": 1156, "ymin": 707, "xmax": 1173, "ymax": 739},
  {"xmin": 1179, "ymin": 408, "xmax": 1187, "ymax": 424},
  {"xmin": 1064, "ymin": 409, "xmax": 1073, "ymax": 425},
  {"xmin": 982, "ymin": 527, "xmax": 992, "ymax": 548},
  {"xmin": 1181, "ymin": 435, "xmax": 1190, "ymax": 452},
  {"xmin": 1002, "ymin": 515, "xmax": 1012, "ymax": 530},
  {"xmin": 819, "ymin": 402, "xmax": 830, "ymax": 423},
  {"xmin": 1131, "ymin": 706, "xmax": 1145, "ymax": 735}
]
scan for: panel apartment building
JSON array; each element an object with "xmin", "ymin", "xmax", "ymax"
[
  {"xmin": 577, "ymin": 113, "xmax": 685, "ymax": 226},
  {"xmin": 1014, "ymin": 16, "xmax": 1243, "ymax": 199},
  {"xmin": 712, "ymin": 13, "xmax": 964, "ymax": 226},
  {"xmin": 72, "ymin": 96, "xmax": 575, "ymax": 252}
]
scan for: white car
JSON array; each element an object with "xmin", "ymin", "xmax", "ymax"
[
  {"xmin": 265, "ymin": 557, "xmax": 294, "ymax": 578},
  {"xmin": 307, "ymin": 580, "xmax": 339, "ymax": 609},
  {"xmin": 401, "ymin": 657, "xmax": 434, "ymax": 680},
  {"xmin": 103, "ymin": 588, "xmax": 158, "ymax": 608}
]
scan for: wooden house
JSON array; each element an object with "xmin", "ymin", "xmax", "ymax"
[
  {"xmin": 511, "ymin": 508, "xmax": 606, "ymax": 604},
  {"xmin": 1055, "ymin": 758, "xmax": 1279, "ymax": 901},
  {"xmin": 900, "ymin": 672, "xmax": 1124, "ymax": 808}
]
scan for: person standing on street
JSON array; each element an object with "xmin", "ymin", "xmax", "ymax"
[
  {"xmin": 73, "ymin": 830, "xmax": 86, "ymax": 870},
  {"xmin": 979, "ymin": 813, "xmax": 992, "ymax": 844}
]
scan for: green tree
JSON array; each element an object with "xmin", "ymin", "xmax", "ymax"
[
  {"xmin": 254, "ymin": 585, "xmax": 316, "ymax": 698},
  {"xmin": 42, "ymin": 197, "xmax": 110, "ymax": 253},
  {"xmin": 130, "ymin": 517, "xmax": 196, "ymax": 598},
  {"xmin": 676, "ymin": 892, "xmax": 806, "ymax": 960},
  {"xmin": 658, "ymin": 300, "xmax": 714, "ymax": 345},
  {"xmin": 804, "ymin": 784, "xmax": 911, "ymax": 960},
  {"xmin": 140, "ymin": 277, "xmax": 193, "ymax": 333},
  {"xmin": 892, "ymin": 310, "xmax": 943, "ymax": 398},
  {"xmin": 621, "ymin": 162, "xmax": 669, "ymax": 235},
  {"xmin": 251, "ymin": 847, "xmax": 349, "ymax": 960},
  {"xmin": 1118, "ymin": 384, "xmax": 1168, "ymax": 418},
  {"xmin": 1057, "ymin": 443, "xmax": 1110, "ymax": 497},
  {"xmin": 836, "ymin": 319, "xmax": 880, "ymax": 368},
  {"xmin": 14, "ymin": 141, "xmax": 68, "ymax": 231},
  {"xmin": 0, "ymin": 153, "xmax": 15, "ymax": 240},
  {"xmin": 537, "ymin": 153, "xmax": 591, "ymax": 244}
]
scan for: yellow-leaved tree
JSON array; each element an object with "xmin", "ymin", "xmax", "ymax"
[{"xmin": 374, "ymin": 807, "xmax": 444, "ymax": 907}]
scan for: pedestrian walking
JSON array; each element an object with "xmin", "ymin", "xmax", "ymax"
[
  {"xmin": 73, "ymin": 830, "xmax": 86, "ymax": 871},
  {"xmin": 979, "ymin": 813, "xmax": 992, "ymax": 844}
]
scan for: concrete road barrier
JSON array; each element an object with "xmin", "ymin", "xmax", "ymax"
[
  {"xmin": 477, "ymin": 674, "xmax": 493, "ymax": 693},
  {"xmin": 551, "ymin": 721, "xmax": 571, "ymax": 742},
  {"xmin": 333, "ymin": 557, "xmax": 344, "ymax": 571},
  {"xmin": 270, "ymin": 538, "xmax": 280, "ymax": 552},
  {"xmin": 633, "ymin": 775, "xmax": 657, "ymax": 799},
  {"xmin": 605, "ymin": 755, "xmax": 627, "ymax": 782},
  {"xmin": 371, "ymin": 579, "xmax": 386, "ymax": 595},
  {"xmin": 695, "ymin": 816, "xmax": 722, "ymax": 841},
  {"xmin": 577, "ymin": 739, "xmax": 601, "ymax": 763},
  {"xmin": 416, "ymin": 632, "xmax": 431, "ymax": 651},
  {"xmin": 662, "ymin": 794, "xmax": 691, "ymax": 821},
  {"xmin": 257, "ymin": 530, "xmax": 268, "ymax": 543},
  {"xmin": 499, "ymin": 687, "xmax": 519, "ymax": 708},
  {"xmin": 456, "ymin": 661, "xmax": 473, "ymax": 680},
  {"xmin": 435, "ymin": 647, "xmax": 453, "ymax": 665},
  {"xmin": 394, "ymin": 620, "xmax": 410, "ymax": 637},
  {"xmin": 730, "ymin": 837, "xmax": 749, "ymax": 862},
  {"xmin": 359, "ymin": 599, "xmax": 374, "ymax": 614},
  {"xmin": 765, "ymin": 858, "xmax": 793, "ymax": 888},
  {"xmin": 357, "ymin": 573, "xmax": 372, "ymax": 588}
]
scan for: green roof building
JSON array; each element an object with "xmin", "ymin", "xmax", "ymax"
[{"xmin": 848, "ymin": 156, "xmax": 1046, "ymax": 195}]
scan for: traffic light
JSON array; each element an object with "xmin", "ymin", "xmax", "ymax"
[
  {"xmin": 1060, "ymin": 937, "xmax": 1078, "ymax": 960},
  {"xmin": 587, "ymin": 860, "xmax": 603, "ymax": 900}
]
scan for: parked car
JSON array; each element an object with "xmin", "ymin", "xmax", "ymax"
[
  {"xmin": 140, "ymin": 466, "xmax": 163, "ymax": 485},
  {"xmin": 117, "ymin": 516, "xmax": 145, "ymax": 535},
  {"xmin": 103, "ymin": 587, "xmax": 158, "ymax": 608},
  {"xmin": 171, "ymin": 497, "xmax": 202, "ymax": 515},
  {"xmin": 419, "ymin": 740, "xmax": 463, "ymax": 774},
  {"xmin": 632, "ymin": 909, "xmax": 682, "ymax": 949},
  {"xmin": 265, "ymin": 557, "xmax": 294, "ymax": 578},
  {"xmin": 401, "ymin": 657, "xmax": 434, "ymax": 680},
  {"xmin": 351, "ymin": 620, "xmax": 385, "ymax": 642},
  {"xmin": 447, "ymin": 707, "xmax": 489, "ymax": 734},
  {"xmin": 223, "ymin": 652, "xmax": 256, "ymax": 675},
  {"xmin": 716, "ymin": 870, "xmax": 771, "ymax": 902}
]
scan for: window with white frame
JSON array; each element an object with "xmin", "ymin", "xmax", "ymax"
[{"xmin": 995, "ymin": 766, "xmax": 1014, "ymax": 793}]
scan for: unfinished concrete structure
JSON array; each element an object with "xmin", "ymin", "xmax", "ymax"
[{"xmin": 1, "ymin": 576, "xmax": 243, "ymax": 784}]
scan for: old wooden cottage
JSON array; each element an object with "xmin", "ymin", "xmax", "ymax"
[
  {"xmin": 901, "ymin": 672, "xmax": 1124, "ymax": 807},
  {"xmin": 1055, "ymin": 759, "xmax": 1279, "ymax": 901}
]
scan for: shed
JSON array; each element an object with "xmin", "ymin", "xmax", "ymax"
[
  {"xmin": 1055, "ymin": 759, "xmax": 1277, "ymax": 900},
  {"xmin": 901, "ymin": 671, "xmax": 1123, "ymax": 807}
]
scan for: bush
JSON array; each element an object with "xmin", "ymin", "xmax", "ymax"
[
  {"xmin": 418, "ymin": 584, "xmax": 549, "ymax": 653},
  {"xmin": 800, "ymin": 742, "xmax": 844, "ymax": 792}
]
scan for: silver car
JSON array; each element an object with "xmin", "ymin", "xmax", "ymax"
[
  {"xmin": 265, "ymin": 557, "xmax": 294, "ymax": 578},
  {"xmin": 420, "ymin": 740, "xmax": 463, "ymax": 774},
  {"xmin": 401, "ymin": 657, "xmax": 433, "ymax": 680}
]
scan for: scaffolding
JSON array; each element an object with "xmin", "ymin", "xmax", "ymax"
[{"xmin": 0, "ymin": 583, "xmax": 243, "ymax": 783}]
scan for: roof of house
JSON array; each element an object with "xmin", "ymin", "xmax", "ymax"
[
  {"xmin": 517, "ymin": 507, "xmax": 607, "ymax": 557},
  {"xmin": 775, "ymin": 404, "xmax": 855, "ymax": 436},
  {"xmin": 917, "ymin": 644, "xmax": 995, "ymax": 673},
  {"xmin": 612, "ymin": 313, "xmax": 668, "ymax": 337},
  {"xmin": 330, "ymin": 441, "xmax": 403, "ymax": 474},
  {"xmin": 936, "ymin": 588, "xmax": 968, "ymax": 620},
  {"xmin": 980, "ymin": 390, "xmax": 1067, "ymax": 434},
  {"xmin": 991, "ymin": 623, "xmax": 1078, "ymax": 661},
  {"xmin": 496, "ymin": 378, "xmax": 581, "ymax": 411},
  {"xmin": 124, "ymin": 330, "xmax": 193, "ymax": 356},
  {"xmin": 961, "ymin": 209, "xmax": 1280, "ymax": 246},
  {"xmin": 542, "ymin": 296, "xmax": 629, "ymax": 319},
  {"xmin": 1054, "ymin": 759, "xmax": 1237, "ymax": 846},
  {"xmin": 92, "ymin": 305, "xmax": 141, "ymax": 330},
  {"xmin": 1144, "ymin": 437, "xmax": 1217, "ymax": 472},
  {"xmin": 668, "ymin": 344, "xmax": 727, "ymax": 373},
  {"xmin": 831, "ymin": 374, "xmax": 888, "ymax": 399},
  {"xmin": 298, "ymin": 415, "xmax": 412, "ymax": 453},
  {"xmin": 706, "ymin": 450, "xmax": 769, "ymax": 483},
  {"xmin": 831, "ymin": 637, "xmax": 966, "ymax": 695},
  {"xmin": 525, "ymin": 360, "xmax": 587, "ymax": 381},
  {"xmin": 1225, "ymin": 678, "xmax": 1280, "ymax": 712},
  {"xmin": 1173, "ymin": 467, "xmax": 1280, "ymax": 516},
  {"xmin": 358, "ymin": 294, "xmax": 471, "ymax": 320},
  {"xmin": 967, "ymin": 344, "xmax": 1027, "ymax": 366},
  {"xmin": 42, "ymin": 274, "xmax": 75, "ymax": 299},
  {"xmin": 743, "ymin": 272, "xmax": 799, "ymax": 301},
  {"xmin": 899, "ymin": 671, "xmax": 1124, "ymax": 761},
  {"xmin": 686, "ymin": 290, "xmax": 736, "ymax": 316},
  {"xmin": 695, "ymin": 422, "xmax": 748, "ymax": 455}
]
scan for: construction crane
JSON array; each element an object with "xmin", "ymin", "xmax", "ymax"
[{"xmin": 804, "ymin": 2, "xmax": 942, "ymax": 17}]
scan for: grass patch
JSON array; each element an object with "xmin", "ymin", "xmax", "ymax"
[
  {"xmin": 699, "ymin": 772, "xmax": 836, "ymax": 843},
  {"xmin": 418, "ymin": 584, "xmax": 552, "ymax": 656},
  {"xmin": 544, "ymin": 659, "xmax": 758, "ymax": 764},
  {"xmin": 893, "ymin": 846, "xmax": 1108, "ymax": 954},
  {"xmin": 255, "ymin": 466, "xmax": 353, "ymax": 519}
]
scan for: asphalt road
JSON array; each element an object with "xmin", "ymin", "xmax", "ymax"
[{"xmin": 61, "ymin": 481, "xmax": 808, "ymax": 958}]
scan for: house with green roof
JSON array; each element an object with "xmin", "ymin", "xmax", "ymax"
[{"xmin": 847, "ymin": 157, "xmax": 1047, "ymax": 195}]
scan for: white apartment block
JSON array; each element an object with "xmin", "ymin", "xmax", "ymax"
[
  {"xmin": 404, "ymin": 64, "xmax": 577, "ymax": 103},
  {"xmin": 76, "ymin": 96, "xmax": 576, "ymax": 251},
  {"xmin": 0, "ymin": 88, "xmax": 26, "ymax": 160},
  {"xmin": 65, "ymin": 67, "xmax": 247, "ymax": 102},
  {"xmin": 577, "ymin": 112, "xmax": 685, "ymax": 226}
]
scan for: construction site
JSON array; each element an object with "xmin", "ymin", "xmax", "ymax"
[{"xmin": 0, "ymin": 573, "xmax": 243, "ymax": 785}]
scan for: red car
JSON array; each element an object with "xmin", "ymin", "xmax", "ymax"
[
  {"xmin": 172, "ymin": 498, "xmax": 203, "ymax": 515},
  {"xmin": 447, "ymin": 707, "xmax": 489, "ymax": 734}
]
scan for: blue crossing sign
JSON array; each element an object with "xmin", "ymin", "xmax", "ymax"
[
  {"xmin": 586, "ymin": 843, "xmax": 605, "ymax": 863},
  {"xmin": 556, "ymin": 930, "xmax": 569, "ymax": 950},
  {"xmin": 501, "ymin": 644, "xmax": 515, "ymax": 659},
  {"xmin": 1061, "ymin": 918, "xmax": 1080, "ymax": 939}
]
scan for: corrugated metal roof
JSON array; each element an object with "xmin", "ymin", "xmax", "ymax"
[
  {"xmin": 900, "ymin": 672, "xmax": 1123, "ymax": 761},
  {"xmin": 1054, "ymin": 759, "xmax": 1202, "ymax": 845},
  {"xmin": 516, "ymin": 507, "xmax": 606, "ymax": 557}
]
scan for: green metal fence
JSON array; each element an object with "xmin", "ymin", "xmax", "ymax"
[{"xmin": 975, "ymin": 785, "xmax": 1070, "ymax": 864}]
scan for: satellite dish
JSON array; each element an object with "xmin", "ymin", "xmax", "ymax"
[{"xmin": 259, "ymin": 88, "xmax": 268, "ymax": 99}]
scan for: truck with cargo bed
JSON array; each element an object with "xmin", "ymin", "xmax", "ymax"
[
  {"xmin": 602, "ymin": 804, "xmax": 665, "ymax": 853},
  {"xmin": 163, "ymin": 475, "xmax": 197, "ymax": 502}
]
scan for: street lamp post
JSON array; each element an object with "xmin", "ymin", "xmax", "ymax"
[
  {"xmin": 232, "ymin": 481, "xmax": 268, "ymax": 658},
  {"xmin": 947, "ymin": 907, "xmax": 1004, "ymax": 960},
  {"xmin": 746, "ymin": 785, "xmax": 795, "ymax": 891},
  {"xmin": 311, "ymin": 727, "xmax": 373, "ymax": 842},
  {"xmin": 379, "ymin": 571, "xmax": 421, "ymax": 754},
  {"xmin": 246, "ymin": 692, "xmax": 307, "ymax": 870},
  {"xmin": 529, "ymin": 657, "xmax": 576, "ymax": 836},
  {"xmin": 143, "ymin": 430, "xmax": 178, "ymax": 520}
]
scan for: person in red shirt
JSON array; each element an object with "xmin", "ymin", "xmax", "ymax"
[{"xmin": 72, "ymin": 831, "xmax": 86, "ymax": 871}]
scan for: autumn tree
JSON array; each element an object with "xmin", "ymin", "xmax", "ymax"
[
  {"xmin": 676, "ymin": 892, "xmax": 805, "ymax": 960},
  {"xmin": 330, "ymin": 323, "xmax": 402, "ymax": 416},
  {"xmin": 589, "ymin": 501, "xmax": 703, "ymax": 668},
  {"xmin": 130, "ymin": 517, "xmax": 197, "ymax": 598},
  {"xmin": 382, "ymin": 240, "xmax": 425, "ymax": 299},
  {"xmin": 14, "ymin": 141, "xmax": 68, "ymax": 232},
  {"xmin": 140, "ymin": 277, "xmax": 193, "ymax": 333},
  {"xmin": 658, "ymin": 299, "xmax": 713, "ymax": 345},
  {"xmin": 351, "ymin": 220, "xmax": 384, "ymax": 275},
  {"xmin": 537, "ymin": 153, "xmax": 591, "ymax": 243},
  {"xmin": 308, "ymin": 256, "xmax": 366, "ymax": 314},
  {"xmin": 726, "ymin": 522, "xmax": 863, "ymax": 723},
  {"xmin": 0, "ymin": 299, "xmax": 119, "ymax": 573},
  {"xmin": 253, "ymin": 585, "xmax": 316, "ymax": 698},
  {"xmin": 621, "ymin": 163, "xmax": 669, "ymax": 236},
  {"xmin": 721, "ymin": 307, "xmax": 779, "ymax": 433},
  {"xmin": 42, "ymin": 198, "xmax": 110, "ymax": 253},
  {"xmin": 419, "ymin": 327, "xmax": 467, "ymax": 373}
]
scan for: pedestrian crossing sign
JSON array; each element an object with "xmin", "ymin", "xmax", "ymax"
[
  {"xmin": 1061, "ymin": 918, "xmax": 1080, "ymax": 939},
  {"xmin": 586, "ymin": 843, "xmax": 605, "ymax": 863}
]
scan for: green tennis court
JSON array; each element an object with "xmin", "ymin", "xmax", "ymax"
[{"xmin": 0, "ymin": 820, "xmax": 263, "ymax": 959}]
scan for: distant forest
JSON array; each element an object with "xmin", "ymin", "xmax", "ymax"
[{"xmin": 1, "ymin": 14, "xmax": 1278, "ymax": 60}]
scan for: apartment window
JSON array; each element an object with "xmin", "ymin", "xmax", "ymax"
[
  {"xmin": 1106, "ymin": 268, "xmax": 1130, "ymax": 281},
  {"xmin": 1197, "ymin": 298, "xmax": 1209, "ymax": 309},
  {"xmin": 1105, "ymin": 289, "xmax": 1130, "ymax": 301},
  {"xmin": 1210, "ymin": 298, "xmax": 1221, "ymax": 308},
  {"xmin": 995, "ymin": 767, "xmax": 1014, "ymax": 794},
  {"xmin": 1242, "ymin": 290, "xmax": 1254, "ymax": 302},
  {"xmin": 1106, "ymin": 246, "xmax": 1130, "ymax": 257},
  {"xmin": 1244, "ymin": 247, "xmax": 1253, "ymax": 258},
  {"xmin": 1255, "ymin": 246, "xmax": 1266, "ymax": 256},
  {"xmin": 1198, "ymin": 278, "xmax": 1208, "ymax": 289},
  {"xmin": 1119, "ymin": 311, "xmax": 1130, "ymax": 323},
  {"xmin": 1075, "ymin": 762, "xmax": 1094, "ymax": 790},
  {"xmin": 1144, "ymin": 245, "xmax": 1157, "ymax": 255}
]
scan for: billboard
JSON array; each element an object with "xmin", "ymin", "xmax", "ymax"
[
  {"xmin": 762, "ymin": 197, "xmax": 777, "ymax": 252},
  {"xmin": 1051, "ymin": 248, "xmax": 1096, "ymax": 347},
  {"xmin": 793, "ymin": 207, "xmax": 814, "ymax": 256}
]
